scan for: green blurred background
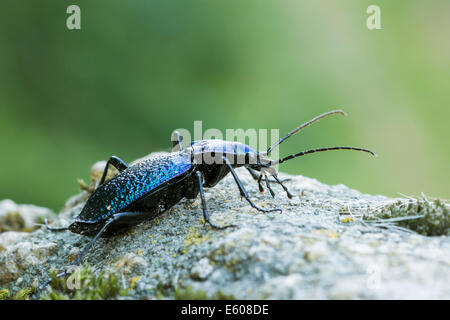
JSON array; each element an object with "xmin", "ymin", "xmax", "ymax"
[{"xmin": 0, "ymin": 1, "xmax": 449, "ymax": 211}]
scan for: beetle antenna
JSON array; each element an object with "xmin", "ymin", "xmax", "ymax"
[
  {"xmin": 265, "ymin": 110, "xmax": 346, "ymax": 155},
  {"xmin": 272, "ymin": 146, "xmax": 376, "ymax": 165}
]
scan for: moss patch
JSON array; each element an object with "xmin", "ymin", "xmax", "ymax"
[
  {"xmin": 174, "ymin": 285, "xmax": 235, "ymax": 300},
  {"xmin": 40, "ymin": 265, "xmax": 130, "ymax": 300},
  {"xmin": 363, "ymin": 196, "xmax": 449, "ymax": 236},
  {"xmin": 0, "ymin": 212, "xmax": 26, "ymax": 233},
  {"xmin": 0, "ymin": 288, "xmax": 35, "ymax": 300}
]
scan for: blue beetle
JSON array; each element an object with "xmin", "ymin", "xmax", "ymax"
[{"xmin": 37, "ymin": 110, "xmax": 375, "ymax": 297}]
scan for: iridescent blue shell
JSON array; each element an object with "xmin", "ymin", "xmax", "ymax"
[
  {"xmin": 77, "ymin": 152, "xmax": 192, "ymax": 222},
  {"xmin": 190, "ymin": 140, "xmax": 256, "ymax": 156}
]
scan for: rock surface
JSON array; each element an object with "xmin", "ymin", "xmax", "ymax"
[
  {"xmin": 0, "ymin": 166, "xmax": 449, "ymax": 299},
  {"xmin": 0, "ymin": 199, "xmax": 56, "ymax": 233}
]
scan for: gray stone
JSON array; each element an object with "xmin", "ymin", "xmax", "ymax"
[
  {"xmin": 0, "ymin": 199, "xmax": 56, "ymax": 233},
  {"xmin": 0, "ymin": 231, "xmax": 30, "ymax": 252},
  {"xmin": 0, "ymin": 167, "xmax": 449, "ymax": 299},
  {"xmin": 190, "ymin": 258, "xmax": 214, "ymax": 280},
  {"xmin": 0, "ymin": 241, "xmax": 57, "ymax": 285}
]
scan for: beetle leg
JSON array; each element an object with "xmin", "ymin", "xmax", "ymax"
[
  {"xmin": 264, "ymin": 175, "xmax": 276, "ymax": 198},
  {"xmin": 35, "ymin": 270, "xmax": 69, "ymax": 300},
  {"xmin": 99, "ymin": 156, "xmax": 129, "ymax": 185},
  {"xmin": 246, "ymin": 167, "xmax": 260, "ymax": 180},
  {"xmin": 36, "ymin": 213, "xmax": 127, "ymax": 299},
  {"xmin": 271, "ymin": 174, "xmax": 295, "ymax": 199},
  {"xmin": 171, "ymin": 131, "xmax": 184, "ymax": 152},
  {"xmin": 196, "ymin": 171, "xmax": 235, "ymax": 229},
  {"xmin": 257, "ymin": 174, "xmax": 264, "ymax": 193},
  {"xmin": 224, "ymin": 157, "xmax": 282, "ymax": 213},
  {"xmin": 247, "ymin": 167, "xmax": 291, "ymax": 184},
  {"xmin": 43, "ymin": 218, "xmax": 69, "ymax": 231},
  {"xmin": 246, "ymin": 167, "xmax": 265, "ymax": 193},
  {"xmin": 246, "ymin": 169, "xmax": 265, "ymax": 193}
]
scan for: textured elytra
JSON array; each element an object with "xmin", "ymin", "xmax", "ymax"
[
  {"xmin": 191, "ymin": 140, "xmax": 255, "ymax": 156},
  {"xmin": 77, "ymin": 153, "xmax": 192, "ymax": 222}
]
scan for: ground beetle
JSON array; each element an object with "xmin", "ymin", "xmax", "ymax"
[{"xmin": 36, "ymin": 110, "xmax": 375, "ymax": 297}]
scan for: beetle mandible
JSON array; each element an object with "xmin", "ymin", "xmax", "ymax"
[{"xmin": 36, "ymin": 110, "xmax": 375, "ymax": 297}]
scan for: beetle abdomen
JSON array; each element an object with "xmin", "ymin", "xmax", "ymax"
[{"xmin": 77, "ymin": 153, "xmax": 192, "ymax": 222}]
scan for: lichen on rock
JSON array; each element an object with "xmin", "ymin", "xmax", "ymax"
[
  {"xmin": 0, "ymin": 241, "xmax": 57, "ymax": 285},
  {"xmin": 0, "ymin": 199, "xmax": 56, "ymax": 233},
  {"xmin": 0, "ymin": 162, "xmax": 449, "ymax": 299},
  {"xmin": 362, "ymin": 196, "xmax": 449, "ymax": 236}
]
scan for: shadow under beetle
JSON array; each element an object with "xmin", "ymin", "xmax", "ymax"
[{"xmin": 36, "ymin": 110, "xmax": 376, "ymax": 298}]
